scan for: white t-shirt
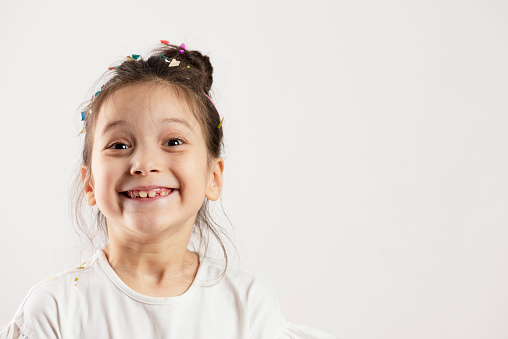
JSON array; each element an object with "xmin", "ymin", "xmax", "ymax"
[{"xmin": 0, "ymin": 247, "xmax": 336, "ymax": 338}]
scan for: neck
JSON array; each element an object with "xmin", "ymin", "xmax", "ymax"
[{"xmin": 103, "ymin": 242, "xmax": 199, "ymax": 288}]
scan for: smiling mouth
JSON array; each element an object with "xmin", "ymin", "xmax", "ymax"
[{"xmin": 121, "ymin": 188, "xmax": 176, "ymax": 199}]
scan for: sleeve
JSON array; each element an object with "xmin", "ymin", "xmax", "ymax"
[
  {"xmin": 0, "ymin": 322, "xmax": 30, "ymax": 339},
  {"xmin": 279, "ymin": 322, "xmax": 338, "ymax": 339}
]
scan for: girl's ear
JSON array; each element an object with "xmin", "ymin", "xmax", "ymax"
[
  {"xmin": 81, "ymin": 165, "xmax": 97, "ymax": 206},
  {"xmin": 205, "ymin": 158, "xmax": 224, "ymax": 201}
]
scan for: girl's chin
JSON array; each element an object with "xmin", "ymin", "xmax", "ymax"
[{"xmin": 127, "ymin": 222, "xmax": 177, "ymax": 235}]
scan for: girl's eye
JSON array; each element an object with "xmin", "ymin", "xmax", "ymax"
[
  {"xmin": 165, "ymin": 138, "xmax": 184, "ymax": 147},
  {"xmin": 108, "ymin": 143, "xmax": 129, "ymax": 150},
  {"xmin": 107, "ymin": 138, "xmax": 184, "ymax": 150}
]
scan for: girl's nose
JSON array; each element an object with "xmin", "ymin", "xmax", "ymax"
[{"xmin": 129, "ymin": 146, "xmax": 163, "ymax": 175}]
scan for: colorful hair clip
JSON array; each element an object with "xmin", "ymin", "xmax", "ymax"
[
  {"xmin": 161, "ymin": 40, "xmax": 170, "ymax": 45},
  {"xmin": 94, "ymin": 90, "xmax": 101, "ymax": 98},
  {"xmin": 77, "ymin": 126, "xmax": 86, "ymax": 136},
  {"xmin": 218, "ymin": 117, "xmax": 224, "ymax": 129},
  {"xmin": 81, "ymin": 112, "xmax": 86, "ymax": 121},
  {"xmin": 179, "ymin": 43, "xmax": 185, "ymax": 54},
  {"xmin": 166, "ymin": 58, "xmax": 180, "ymax": 67},
  {"xmin": 126, "ymin": 55, "xmax": 140, "ymax": 61}
]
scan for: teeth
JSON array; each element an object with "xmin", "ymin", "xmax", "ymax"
[{"xmin": 125, "ymin": 188, "xmax": 173, "ymax": 199}]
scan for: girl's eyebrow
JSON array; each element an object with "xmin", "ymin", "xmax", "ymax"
[{"xmin": 100, "ymin": 118, "xmax": 192, "ymax": 136}]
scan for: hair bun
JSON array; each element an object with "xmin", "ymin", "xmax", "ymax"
[
  {"xmin": 155, "ymin": 44, "xmax": 213, "ymax": 93},
  {"xmin": 183, "ymin": 50, "xmax": 213, "ymax": 93}
]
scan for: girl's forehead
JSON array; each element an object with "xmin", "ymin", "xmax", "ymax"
[
  {"xmin": 104, "ymin": 84, "xmax": 193, "ymax": 117},
  {"xmin": 97, "ymin": 83, "xmax": 199, "ymax": 133}
]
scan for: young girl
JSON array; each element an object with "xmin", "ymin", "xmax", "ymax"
[{"xmin": 0, "ymin": 41, "xmax": 336, "ymax": 339}]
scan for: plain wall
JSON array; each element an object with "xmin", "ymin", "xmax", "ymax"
[{"xmin": 0, "ymin": 0, "xmax": 507, "ymax": 338}]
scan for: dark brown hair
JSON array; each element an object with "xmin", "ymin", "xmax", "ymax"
[{"xmin": 69, "ymin": 43, "xmax": 238, "ymax": 286}]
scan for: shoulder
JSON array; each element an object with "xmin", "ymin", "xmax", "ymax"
[
  {"xmin": 237, "ymin": 269, "xmax": 287, "ymax": 337},
  {"xmin": 201, "ymin": 257, "xmax": 278, "ymax": 298},
  {"xmin": 201, "ymin": 258, "xmax": 287, "ymax": 337},
  {"xmin": 6, "ymin": 259, "xmax": 95, "ymax": 338}
]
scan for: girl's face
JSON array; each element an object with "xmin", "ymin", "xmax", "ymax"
[{"xmin": 81, "ymin": 83, "xmax": 223, "ymax": 239}]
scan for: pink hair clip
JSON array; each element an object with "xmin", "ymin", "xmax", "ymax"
[
  {"xmin": 179, "ymin": 43, "xmax": 185, "ymax": 54},
  {"xmin": 204, "ymin": 93, "xmax": 216, "ymax": 109},
  {"xmin": 204, "ymin": 93, "xmax": 223, "ymax": 129}
]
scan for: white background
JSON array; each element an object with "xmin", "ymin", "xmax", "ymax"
[{"xmin": 1, "ymin": 1, "xmax": 507, "ymax": 338}]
